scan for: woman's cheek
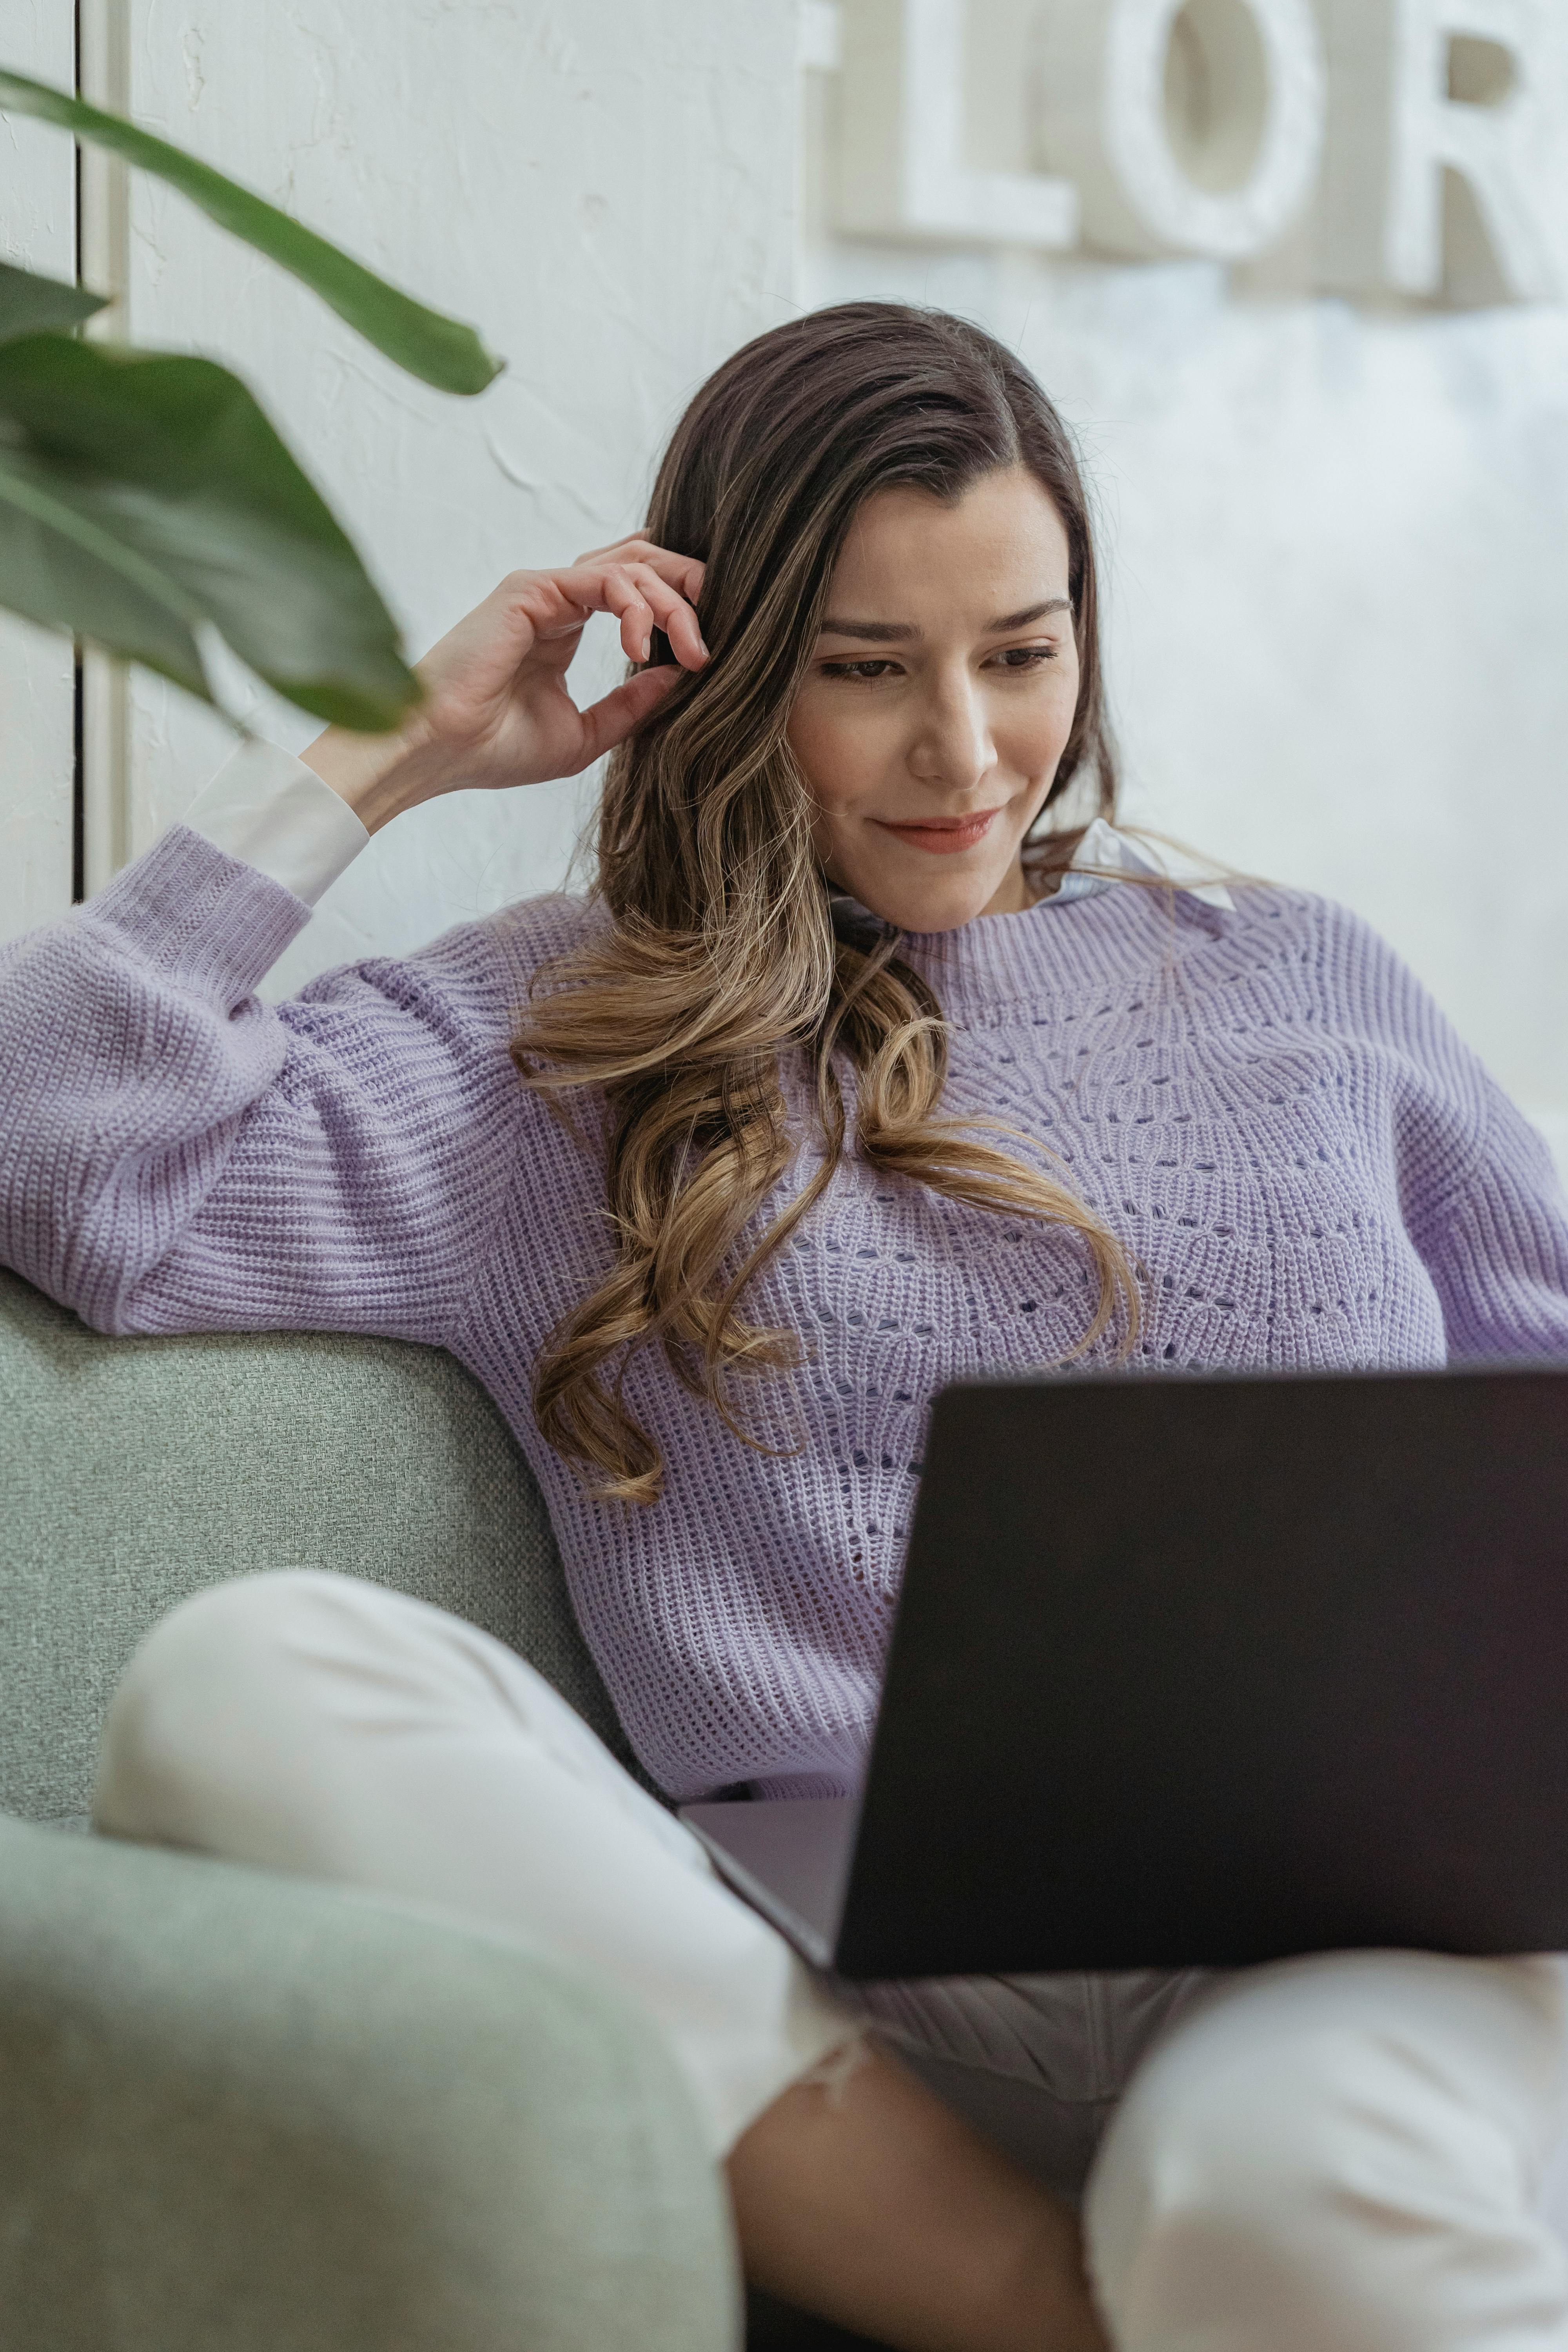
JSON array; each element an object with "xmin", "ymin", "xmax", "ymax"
[
  {"xmin": 795, "ymin": 704, "xmax": 881, "ymax": 821},
  {"xmin": 787, "ymin": 697, "xmax": 844, "ymax": 802},
  {"xmin": 1000, "ymin": 680, "xmax": 1076, "ymax": 778}
]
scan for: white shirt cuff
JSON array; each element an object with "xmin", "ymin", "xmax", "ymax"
[{"xmin": 181, "ymin": 738, "xmax": 370, "ymax": 907}]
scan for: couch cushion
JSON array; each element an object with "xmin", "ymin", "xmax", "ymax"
[
  {"xmin": 0, "ymin": 1811, "xmax": 737, "ymax": 2352},
  {"xmin": 0, "ymin": 1271, "xmax": 636, "ymax": 1823}
]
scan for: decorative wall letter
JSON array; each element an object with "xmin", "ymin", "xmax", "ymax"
[
  {"xmin": 1318, "ymin": 0, "xmax": 1564, "ymax": 304},
  {"xmin": 1036, "ymin": 0, "xmax": 1327, "ymax": 261},
  {"xmin": 836, "ymin": 0, "xmax": 1080, "ymax": 246}
]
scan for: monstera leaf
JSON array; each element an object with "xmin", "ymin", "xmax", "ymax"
[
  {"xmin": 0, "ymin": 66, "xmax": 505, "ymax": 726},
  {"xmin": 0, "ymin": 334, "xmax": 417, "ymax": 728},
  {"xmin": 0, "ymin": 259, "xmax": 107, "ymax": 341},
  {"xmin": 0, "ymin": 70, "xmax": 501, "ymax": 395}
]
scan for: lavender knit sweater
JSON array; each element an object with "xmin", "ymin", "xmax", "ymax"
[{"xmin": 3, "ymin": 826, "xmax": 1566, "ymax": 1798}]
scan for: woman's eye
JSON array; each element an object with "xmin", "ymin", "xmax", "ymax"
[
  {"xmin": 821, "ymin": 659, "xmax": 902, "ymax": 682},
  {"xmin": 991, "ymin": 645, "xmax": 1060, "ymax": 671}
]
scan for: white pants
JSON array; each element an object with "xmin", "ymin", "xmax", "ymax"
[{"xmin": 96, "ymin": 1570, "xmax": 1568, "ymax": 2351}]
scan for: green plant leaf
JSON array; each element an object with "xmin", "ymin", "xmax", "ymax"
[
  {"xmin": 0, "ymin": 260, "xmax": 108, "ymax": 342},
  {"xmin": 0, "ymin": 333, "xmax": 422, "ymax": 729},
  {"xmin": 0, "ymin": 69, "xmax": 503, "ymax": 396},
  {"xmin": 0, "ymin": 438, "xmax": 210, "ymax": 696}
]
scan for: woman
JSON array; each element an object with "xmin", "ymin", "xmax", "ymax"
[{"xmin": 4, "ymin": 303, "xmax": 1567, "ymax": 2352}]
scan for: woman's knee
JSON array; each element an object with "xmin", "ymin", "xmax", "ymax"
[
  {"xmin": 93, "ymin": 1569, "xmax": 650, "ymax": 1873},
  {"xmin": 94, "ymin": 1568, "xmax": 367, "ymax": 1852},
  {"xmin": 1084, "ymin": 1952, "xmax": 1568, "ymax": 2352}
]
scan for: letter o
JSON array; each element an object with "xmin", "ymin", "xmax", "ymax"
[{"xmin": 1039, "ymin": 0, "xmax": 1328, "ymax": 262}]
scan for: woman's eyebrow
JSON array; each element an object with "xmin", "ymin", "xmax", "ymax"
[
  {"xmin": 817, "ymin": 597, "xmax": 1071, "ymax": 642},
  {"xmin": 989, "ymin": 598, "xmax": 1072, "ymax": 629},
  {"xmin": 818, "ymin": 617, "xmax": 916, "ymax": 642}
]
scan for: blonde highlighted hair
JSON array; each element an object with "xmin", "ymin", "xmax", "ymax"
[{"xmin": 513, "ymin": 304, "xmax": 1137, "ymax": 1503}]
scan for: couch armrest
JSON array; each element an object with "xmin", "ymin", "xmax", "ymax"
[{"xmin": 0, "ymin": 1813, "xmax": 739, "ymax": 2352}]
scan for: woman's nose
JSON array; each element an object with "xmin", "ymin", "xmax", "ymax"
[{"xmin": 907, "ymin": 675, "xmax": 993, "ymax": 794}]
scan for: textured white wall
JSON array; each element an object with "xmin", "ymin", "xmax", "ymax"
[
  {"xmin": 804, "ymin": 2, "xmax": 1568, "ymax": 1172},
  {"xmin": 113, "ymin": 0, "xmax": 799, "ymax": 996}
]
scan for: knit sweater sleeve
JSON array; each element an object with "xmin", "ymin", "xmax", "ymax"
[
  {"xmin": 1417, "ymin": 1085, "xmax": 1568, "ymax": 1363},
  {"xmin": 1321, "ymin": 900, "xmax": 1568, "ymax": 1364},
  {"xmin": 0, "ymin": 825, "xmax": 529, "ymax": 1343}
]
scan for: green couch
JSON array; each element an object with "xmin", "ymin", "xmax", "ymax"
[{"xmin": 0, "ymin": 1267, "xmax": 877, "ymax": 2352}]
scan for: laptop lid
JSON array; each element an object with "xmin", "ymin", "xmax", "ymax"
[{"xmin": 817, "ymin": 1366, "xmax": 1568, "ymax": 1978}]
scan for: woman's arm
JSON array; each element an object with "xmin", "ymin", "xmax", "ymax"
[
  {"xmin": 1419, "ymin": 1083, "xmax": 1568, "ymax": 1363},
  {"xmin": 1326, "ymin": 899, "xmax": 1568, "ymax": 1363},
  {"xmin": 0, "ymin": 540, "xmax": 706, "ymax": 1340}
]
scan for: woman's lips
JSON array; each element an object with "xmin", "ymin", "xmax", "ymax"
[{"xmin": 873, "ymin": 811, "xmax": 1002, "ymax": 855}]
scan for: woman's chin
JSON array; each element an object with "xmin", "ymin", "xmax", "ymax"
[{"xmin": 849, "ymin": 869, "xmax": 1022, "ymax": 935}]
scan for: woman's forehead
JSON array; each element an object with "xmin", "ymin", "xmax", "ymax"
[{"xmin": 827, "ymin": 469, "xmax": 1072, "ymax": 620}]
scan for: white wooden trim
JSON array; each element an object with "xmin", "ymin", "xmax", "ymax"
[
  {"xmin": 0, "ymin": 0, "xmax": 77, "ymax": 942},
  {"xmin": 76, "ymin": 0, "xmax": 134, "ymax": 900}
]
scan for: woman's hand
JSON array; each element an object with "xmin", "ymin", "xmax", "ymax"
[{"xmin": 301, "ymin": 536, "xmax": 707, "ymax": 833}]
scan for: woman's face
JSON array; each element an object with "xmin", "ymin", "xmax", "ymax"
[{"xmin": 786, "ymin": 464, "xmax": 1081, "ymax": 933}]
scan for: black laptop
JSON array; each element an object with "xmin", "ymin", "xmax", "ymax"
[{"xmin": 680, "ymin": 1367, "xmax": 1568, "ymax": 1976}]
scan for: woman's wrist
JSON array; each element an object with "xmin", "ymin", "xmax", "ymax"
[{"xmin": 299, "ymin": 713, "xmax": 440, "ymax": 836}]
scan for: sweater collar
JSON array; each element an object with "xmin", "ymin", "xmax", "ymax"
[
  {"xmin": 1050, "ymin": 819, "xmax": 1234, "ymax": 913},
  {"xmin": 833, "ymin": 823, "xmax": 1236, "ymax": 1016}
]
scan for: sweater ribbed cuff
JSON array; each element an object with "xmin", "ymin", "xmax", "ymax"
[{"xmin": 85, "ymin": 825, "xmax": 313, "ymax": 1001}]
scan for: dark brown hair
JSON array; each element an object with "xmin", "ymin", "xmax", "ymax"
[{"xmin": 513, "ymin": 304, "xmax": 1134, "ymax": 1501}]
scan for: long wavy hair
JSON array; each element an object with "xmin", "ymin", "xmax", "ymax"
[{"xmin": 513, "ymin": 302, "xmax": 1137, "ymax": 1503}]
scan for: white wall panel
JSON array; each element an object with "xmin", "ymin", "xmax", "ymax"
[
  {"xmin": 0, "ymin": 0, "xmax": 76, "ymax": 944},
  {"xmin": 116, "ymin": 0, "xmax": 798, "ymax": 992}
]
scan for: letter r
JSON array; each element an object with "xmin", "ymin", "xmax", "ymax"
[{"xmin": 1318, "ymin": 0, "xmax": 1565, "ymax": 303}]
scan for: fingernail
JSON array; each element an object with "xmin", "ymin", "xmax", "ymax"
[
  {"xmin": 641, "ymin": 637, "xmax": 652, "ymax": 662},
  {"xmin": 696, "ymin": 635, "xmax": 710, "ymax": 661}
]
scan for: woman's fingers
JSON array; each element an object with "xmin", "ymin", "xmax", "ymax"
[
  {"xmin": 571, "ymin": 665, "xmax": 684, "ymax": 769},
  {"xmin": 598, "ymin": 562, "xmax": 709, "ymax": 670},
  {"xmin": 594, "ymin": 569, "xmax": 656, "ymax": 664},
  {"xmin": 575, "ymin": 535, "xmax": 706, "ymax": 609},
  {"xmin": 547, "ymin": 556, "xmax": 708, "ymax": 673},
  {"xmin": 632, "ymin": 565, "xmax": 709, "ymax": 668}
]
